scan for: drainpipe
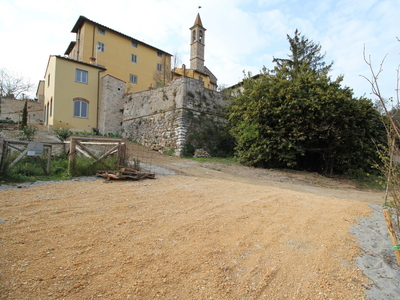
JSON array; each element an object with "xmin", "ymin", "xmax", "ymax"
[
  {"xmin": 92, "ymin": 25, "xmax": 96, "ymax": 58},
  {"xmin": 76, "ymin": 28, "xmax": 80, "ymax": 60},
  {"xmin": 96, "ymin": 70, "xmax": 103, "ymax": 132}
]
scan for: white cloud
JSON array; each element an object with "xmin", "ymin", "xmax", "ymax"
[{"xmin": 0, "ymin": 0, "xmax": 398, "ymax": 98}]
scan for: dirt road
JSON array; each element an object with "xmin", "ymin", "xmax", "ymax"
[{"xmin": 1, "ymin": 143, "xmax": 388, "ymax": 299}]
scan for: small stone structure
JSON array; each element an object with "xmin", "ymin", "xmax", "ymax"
[
  {"xmin": 98, "ymin": 75, "xmax": 126, "ymax": 135},
  {"xmin": 121, "ymin": 77, "xmax": 227, "ymax": 156}
]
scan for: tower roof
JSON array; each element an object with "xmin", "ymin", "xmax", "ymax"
[
  {"xmin": 194, "ymin": 13, "xmax": 203, "ymax": 27},
  {"xmin": 190, "ymin": 13, "xmax": 206, "ymax": 31}
]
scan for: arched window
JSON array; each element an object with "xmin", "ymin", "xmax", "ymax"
[
  {"xmin": 73, "ymin": 98, "xmax": 89, "ymax": 118},
  {"xmin": 192, "ymin": 30, "xmax": 196, "ymax": 42},
  {"xmin": 199, "ymin": 30, "xmax": 203, "ymax": 43}
]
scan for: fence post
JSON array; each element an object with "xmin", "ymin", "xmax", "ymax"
[
  {"xmin": 47, "ymin": 145, "xmax": 52, "ymax": 175},
  {"xmin": 118, "ymin": 142, "xmax": 126, "ymax": 167},
  {"xmin": 68, "ymin": 138, "xmax": 77, "ymax": 174},
  {"xmin": 0, "ymin": 138, "xmax": 7, "ymax": 173}
]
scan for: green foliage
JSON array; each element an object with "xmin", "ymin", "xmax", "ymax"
[
  {"xmin": 0, "ymin": 152, "xmax": 71, "ymax": 183},
  {"xmin": 69, "ymin": 156, "xmax": 119, "ymax": 176},
  {"xmin": 226, "ymin": 64, "xmax": 385, "ymax": 175},
  {"xmin": 18, "ymin": 125, "xmax": 37, "ymax": 141},
  {"xmin": 181, "ymin": 143, "xmax": 195, "ymax": 157},
  {"xmin": 188, "ymin": 156, "xmax": 238, "ymax": 165},
  {"xmin": 182, "ymin": 110, "xmax": 235, "ymax": 158},
  {"xmin": 0, "ymin": 119, "xmax": 17, "ymax": 124},
  {"xmin": 20, "ymin": 101, "xmax": 28, "ymax": 129},
  {"xmin": 53, "ymin": 127, "xmax": 73, "ymax": 142},
  {"xmin": 163, "ymin": 148, "xmax": 175, "ymax": 156},
  {"xmin": 346, "ymin": 168, "xmax": 385, "ymax": 190},
  {"xmin": 273, "ymin": 29, "xmax": 332, "ymax": 74}
]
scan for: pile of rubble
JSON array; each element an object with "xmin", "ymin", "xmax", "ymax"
[{"xmin": 193, "ymin": 148, "xmax": 210, "ymax": 158}]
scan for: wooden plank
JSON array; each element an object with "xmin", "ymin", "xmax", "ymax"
[
  {"xmin": 76, "ymin": 140, "xmax": 98, "ymax": 159},
  {"xmin": 70, "ymin": 137, "xmax": 122, "ymax": 143},
  {"xmin": 68, "ymin": 138, "xmax": 77, "ymax": 174},
  {"xmin": 0, "ymin": 140, "xmax": 7, "ymax": 173},
  {"xmin": 383, "ymin": 209, "xmax": 400, "ymax": 266},
  {"xmin": 47, "ymin": 145, "xmax": 52, "ymax": 175},
  {"xmin": 118, "ymin": 143, "xmax": 126, "ymax": 167},
  {"xmin": 8, "ymin": 144, "xmax": 25, "ymax": 152},
  {"xmin": 7, "ymin": 149, "xmax": 28, "ymax": 170},
  {"xmin": 97, "ymin": 144, "xmax": 119, "ymax": 161},
  {"xmin": 2, "ymin": 140, "xmax": 53, "ymax": 147},
  {"xmin": 76, "ymin": 147, "xmax": 90, "ymax": 157}
]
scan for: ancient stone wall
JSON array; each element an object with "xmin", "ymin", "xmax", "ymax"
[
  {"xmin": 0, "ymin": 98, "xmax": 44, "ymax": 125},
  {"xmin": 98, "ymin": 75, "xmax": 126, "ymax": 135},
  {"xmin": 121, "ymin": 77, "xmax": 227, "ymax": 156}
]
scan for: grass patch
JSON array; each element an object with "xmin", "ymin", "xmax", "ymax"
[
  {"xmin": 348, "ymin": 173, "xmax": 385, "ymax": 190},
  {"xmin": 187, "ymin": 156, "xmax": 239, "ymax": 165},
  {"xmin": 69, "ymin": 156, "xmax": 119, "ymax": 177},
  {"xmin": 0, "ymin": 153, "xmax": 72, "ymax": 183},
  {"xmin": 0, "ymin": 152, "xmax": 119, "ymax": 183}
]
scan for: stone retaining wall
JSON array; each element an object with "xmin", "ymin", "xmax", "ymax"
[
  {"xmin": 121, "ymin": 77, "xmax": 227, "ymax": 156},
  {"xmin": 0, "ymin": 98, "xmax": 44, "ymax": 125}
]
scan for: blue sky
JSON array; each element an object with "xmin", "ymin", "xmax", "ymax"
[{"xmin": 0, "ymin": 0, "xmax": 399, "ymax": 101}]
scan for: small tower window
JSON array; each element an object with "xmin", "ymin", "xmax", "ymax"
[
  {"xmin": 192, "ymin": 30, "xmax": 196, "ymax": 42},
  {"xmin": 199, "ymin": 30, "xmax": 203, "ymax": 43}
]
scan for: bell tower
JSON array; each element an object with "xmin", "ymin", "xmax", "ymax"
[{"xmin": 190, "ymin": 13, "xmax": 206, "ymax": 72}]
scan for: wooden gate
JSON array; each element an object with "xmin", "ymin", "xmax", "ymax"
[
  {"xmin": 0, "ymin": 138, "xmax": 52, "ymax": 175},
  {"xmin": 68, "ymin": 137, "xmax": 126, "ymax": 173}
]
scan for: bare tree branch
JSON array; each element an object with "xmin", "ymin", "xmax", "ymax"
[
  {"xmin": 0, "ymin": 68, "xmax": 34, "ymax": 99},
  {"xmin": 361, "ymin": 46, "xmax": 400, "ymax": 140}
]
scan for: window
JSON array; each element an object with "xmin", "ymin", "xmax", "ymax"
[
  {"xmin": 75, "ymin": 69, "xmax": 88, "ymax": 84},
  {"xmin": 98, "ymin": 28, "xmax": 105, "ymax": 35},
  {"xmin": 130, "ymin": 74, "xmax": 138, "ymax": 84},
  {"xmin": 97, "ymin": 41, "xmax": 105, "ymax": 52},
  {"xmin": 50, "ymin": 98, "xmax": 53, "ymax": 117},
  {"xmin": 73, "ymin": 99, "xmax": 88, "ymax": 118},
  {"xmin": 192, "ymin": 30, "xmax": 196, "ymax": 42},
  {"xmin": 47, "ymin": 74, "xmax": 50, "ymax": 87},
  {"xmin": 157, "ymin": 63, "xmax": 162, "ymax": 72},
  {"xmin": 131, "ymin": 54, "xmax": 137, "ymax": 63},
  {"xmin": 132, "ymin": 41, "xmax": 138, "ymax": 48},
  {"xmin": 157, "ymin": 51, "xmax": 162, "ymax": 57}
]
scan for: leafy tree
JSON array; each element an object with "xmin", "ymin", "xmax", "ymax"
[
  {"xmin": 0, "ymin": 68, "xmax": 34, "ymax": 99},
  {"xmin": 273, "ymin": 29, "xmax": 333, "ymax": 74},
  {"xmin": 227, "ymin": 64, "xmax": 385, "ymax": 175}
]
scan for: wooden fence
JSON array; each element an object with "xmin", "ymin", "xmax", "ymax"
[{"xmin": 0, "ymin": 138, "xmax": 52, "ymax": 175}]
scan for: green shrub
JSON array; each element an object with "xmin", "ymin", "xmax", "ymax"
[
  {"xmin": 181, "ymin": 143, "xmax": 195, "ymax": 157},
  {"xmin": 70, "ymin": 156, "xmax": 119, "ymax": 176},
  {"xmin": 53, "ymin": 127, "xmax": 73, "ymax": 142},
  {"xmin": 163, "ymin": 148, "xmax": 175, "ymax": 156},
  {"xmin": 18, "ymin": 125, "xmax": 37, "ymax": 141},
  {"xmin": 0, "ymin": 151, "xmax": 70, "ymax": 183}
]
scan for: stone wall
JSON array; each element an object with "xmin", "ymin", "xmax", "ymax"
[
  {"xmin": 0, "ymin": 98, "xmax": 44, "ymax": 125},
  {"xmin": 121, "ymin": 77, "xmax": 227, "ymax": 156},
  {"xmin": 98, "ymin": 75, "xmax": 126, "ymax": 135}
]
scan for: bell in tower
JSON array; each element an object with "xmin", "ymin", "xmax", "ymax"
[{"xmin": 190, "ymin": 13, "xmax": 206, "ymax": 72}]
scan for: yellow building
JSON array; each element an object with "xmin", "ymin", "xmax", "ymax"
[
  {"xmin": 44, "ymin": 55, "xmax": 106, "ymax": 130},
  {"xmin": 173, "ymin": 14, "xmax": 218, "ymax": 90},
  {"xmin": 43, "ymin": 16, "xmax": 172, "ymax": 131}
]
